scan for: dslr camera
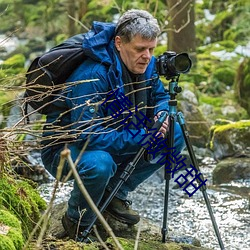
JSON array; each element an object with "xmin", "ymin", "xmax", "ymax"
[{"xmin": 156, "ymin": 51, "xmax": 192, "ymax": 79}]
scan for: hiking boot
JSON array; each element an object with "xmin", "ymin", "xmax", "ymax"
[
  {"xmin": 61, "ymin": 213, "xmax": 97, "ymax": 243},
  {"xmin": 105, "ymin": 196, "xmax": 140, "ymax": 225}
]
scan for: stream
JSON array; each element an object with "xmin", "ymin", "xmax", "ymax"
[{"xmin": 38, "ymin": 155, "xmax": 250, "ymax": 250}]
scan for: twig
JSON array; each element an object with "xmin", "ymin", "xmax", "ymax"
[
  {"xmin": 68, "ymin": 14, "xmax": 89, "ymax": 31},
  {"xmin": 134, "ymin": 220, "xmax": 142, "ymax": 250},
  {"xmin": 93, "ymin": 225, "xmax": 110, "ymax": 250},
  {"xmin": 61, "ymin": 148, "xmax": 124, "ymax": 250}
]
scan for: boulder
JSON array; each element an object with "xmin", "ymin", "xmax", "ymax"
[
  {"xmin": 42, "ymin": 201, "xmax": 212, "ymax": 250},
  {"xmin": 213, "ymin": 157, "xmax": 250, "ymax": 184},
  {"xmin": 179, "ymin": 100, "xmax": 211, "ymax": 148},
  {"xmin": 209, "ymin": 120, "xmax": 250, "ymax": 160}
]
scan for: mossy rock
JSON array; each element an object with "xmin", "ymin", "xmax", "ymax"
[
  {"xmin": 43, "ymin": 202, "xmax": 211, "ymax": 250},
  {"xmin": 0, "ymin": 174, "xmax": 47, "ymax": 239},
  {"xmin": 209, "ymin": 120, "xmax": 250, "ymax": 160},
  {"xmin": 106, "ymin": 237, "xmax": 211, "ymax": 250},
  {"xmin": 28, "ymin": 237, "xmax": 211, "ymax": 250},
  {"xmin": 0, "ymin": 209, "xmax": 24, "ymax": 250}
]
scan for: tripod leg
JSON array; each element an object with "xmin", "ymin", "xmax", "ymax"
[
  {"xmin": 162, "ymin": 173, "xmax": 171, "ymax": 243},
  {"xmin": 162, "ymin": 114, "xmax": 175, "ymax": 243},
  {"xmin": 177, "ymin": 112, "xmax": 225, "ymax": 250}
]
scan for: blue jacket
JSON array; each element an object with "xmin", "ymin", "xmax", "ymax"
[{"xmin": 44, "ymin": 21, "xmax": 170, "ymax": 156}]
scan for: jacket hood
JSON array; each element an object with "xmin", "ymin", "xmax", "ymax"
[{"xmin": 82, "ymin": 21, "xmax": 116, "ymax": 65}]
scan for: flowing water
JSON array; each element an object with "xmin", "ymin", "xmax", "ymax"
[{"xmin": 38, "ymin": 156, "xmax": 250, "ymax": 250}]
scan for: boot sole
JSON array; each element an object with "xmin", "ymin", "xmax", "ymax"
[{"xmin": 105, "ymin": 210, "xmax": 140, "ymax": 225}]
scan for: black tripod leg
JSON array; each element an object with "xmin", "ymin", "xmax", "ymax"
[
  {"xmin": 162, "ymin": 114, "xmax": 175, "ymax": 243},
  {"xmin": 177, "ymin": 112, "xmax": 225, "ymax": 250},
  {"xmin": 162, "ymin": 173, "xmax": 171, "ymax": 243}
]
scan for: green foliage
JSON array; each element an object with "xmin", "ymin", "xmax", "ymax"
[
  {"xmin": 199, "ymin": 91, "xmax": 248, "ymax": 121},
  {"xmin": 213, "ymin": 67, "xmax": 235, "ymax": 86},
  {"xmin": 0, "ymin": 54, "xmax": 26, "ymax": 85},
  {"xmin": 199, "ymin": 95, "xmax": 224, "ymax": 107},
  {"xmin": 196, "ymin": 0, "xmax": 250, "ymax": 47},
  {"xmin": 1, "ymin": 54, "xmax": 25, "ymax": 69}
]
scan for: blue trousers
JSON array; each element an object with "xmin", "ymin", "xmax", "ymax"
[{"xmin": 41, "ymin": 123, "xmax": 185, "ymax": 226}]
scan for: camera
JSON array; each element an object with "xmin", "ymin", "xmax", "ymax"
[{"xmin": 156, "ymin": 51, "xmax": 192, "ymax": 79}]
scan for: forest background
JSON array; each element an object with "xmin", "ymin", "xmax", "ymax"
[{"xmin": 0, "ymin": 0, "xmax": 250, "ymax": 124}]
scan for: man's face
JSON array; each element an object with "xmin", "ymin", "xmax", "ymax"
[{"xmin": 115, "ymin": 35, "xmax": 157, "ymax": 74}]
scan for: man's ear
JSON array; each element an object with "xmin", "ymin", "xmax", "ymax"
[{"xmin": 115, "ymin": 36, "xmax": 122, "ymax": 51}]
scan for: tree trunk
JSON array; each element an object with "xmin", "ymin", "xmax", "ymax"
[
  {"xmin": 67, "ymin": 0, "xmax": 76, "ymax": 36},
  {"xmin": 167, "ymin": 0, "xmax": 196, "ymax": 63},
  {"xmin": 78, "ymin": 0, "xmax": 88, "ymax": 20}
]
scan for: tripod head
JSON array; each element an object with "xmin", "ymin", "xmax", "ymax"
[{"xmin": 168, "ymin": 76, "xmax": 182, "ymax": 100}]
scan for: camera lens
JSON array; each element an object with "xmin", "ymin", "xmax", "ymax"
[{"xmin": 174, "ymin": 53, "xmax": 192, "ymax": 73}]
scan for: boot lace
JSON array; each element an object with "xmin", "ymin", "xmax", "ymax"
[{"xmin": 123, "ymin": 200, "xmax": 132, "ymax": 209}]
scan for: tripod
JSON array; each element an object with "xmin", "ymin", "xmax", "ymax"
[
  {"xmin": 161, "ymin": 77, "xmax": 225, "ymax": 249},
  {"xmin": 82, "ymin": 77, "xmax": 225, "ymax": 249},
  {"xmin": 81, "ymin": 111, "xmax": 168, "ymax": 241}
]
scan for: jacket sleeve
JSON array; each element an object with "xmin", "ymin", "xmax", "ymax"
[{"xmin": 65, "ymin": 61, "xmax": 146, "ymax": 156}]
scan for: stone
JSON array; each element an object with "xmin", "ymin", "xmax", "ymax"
[
  {"xmin": 213, "ymin": 157, "xmax": 250, "ymax": 184},
  {"xmin": 209, "ymin": 120, "xmax": 250, "ymax": 160}
]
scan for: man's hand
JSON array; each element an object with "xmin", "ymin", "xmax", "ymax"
[{"xmin": 154, "ymin": 111, "xmax": 169, "ymax": 138}]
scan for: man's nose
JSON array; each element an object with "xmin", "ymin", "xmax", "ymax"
[{"xmin": 142, "ymin": 49, "xmax": 151, "ymax": 59}]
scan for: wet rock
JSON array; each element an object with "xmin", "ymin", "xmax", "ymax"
[
  {"xmin": 213, "ymin": 157, "xmax": 250, "ymax": 184},
  {"xmin": 179, "ymin": 100, "xmax": 211, "ymax": 148},
  {"xmin": 209, "ymin": 119, "xmax": 250, "ymax": 160}
]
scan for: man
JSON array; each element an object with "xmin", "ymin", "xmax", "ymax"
[{"xmin": 41, "ymin": 9, "xmax": 185, "ymax": 241}]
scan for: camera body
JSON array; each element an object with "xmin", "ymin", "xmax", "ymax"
[{"xmin": 156, "ymin": 51, "xmax": 192, "ymax": 79}]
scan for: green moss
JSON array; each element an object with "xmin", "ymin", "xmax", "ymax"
[
  {"xmin": 0, "ymin": 209, "xmax": 21, "ymax": 229},
  {"xmin": 0, "ymin": 175, "xmax": 47, "ymax": 239},
  {"xmin": 0, "ymin": 235, "xmax": 16, "ymax": 250},
  {"xmin": 213, "ymin": 120, "xmax": 250, "ymax": 133},
  {"xmin": 0, "ymin": 209, "xmax": 24, "ymax": 249},
  {"xmin": 7, "ymin": 228, "xmax": 24, "ymax": 249}
]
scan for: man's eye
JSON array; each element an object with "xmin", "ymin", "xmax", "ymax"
[{"xmin": 136, "ymin": 48, "xmax": 144, "ymax": 52}]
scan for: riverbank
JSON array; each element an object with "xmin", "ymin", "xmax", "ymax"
[{"xmin": 38, "ymin": 156, "xmax": 250, "ymax": 250}]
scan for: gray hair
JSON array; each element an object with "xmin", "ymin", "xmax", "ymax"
[{"xmin": 115, "ymin": 9, "xmax": 160, "ymax": 43}]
